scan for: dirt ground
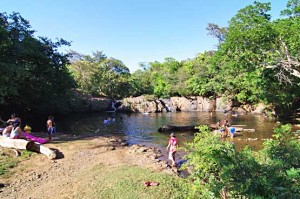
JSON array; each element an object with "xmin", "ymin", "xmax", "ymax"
[{"xmin": 0, "ymin": 133, "xmax": 178, "ymax": 199}]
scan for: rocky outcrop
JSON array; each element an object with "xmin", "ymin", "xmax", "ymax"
[
  {"xmin": 119, "ymin": 96, "xmax": 268, "ymax": 114},
  {"xmin": 69, "ymin": 91, "xmax": 269, "ymax": 115},
  {"xmin": 119, "ymin": 96, "xmax": 216, "ymax": 113}
]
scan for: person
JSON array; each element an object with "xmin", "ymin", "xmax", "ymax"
[
  {"xmin": 229, "ymin": 127, "xmax": 236, "ymax": 138},
  {"xmin": 10, "ymin": 121, "xmax": 22, "ymax": 139},
  {"xmin": 166, "ymin": 132, "xmax": 179, "ymax": 167},
  {"xmin": 220, "ymin": 119, "xmax": 230, "ymax": 138},
  {"xmin": 1, "ymin": 113, "xmax": 21, "ymax": 137},
  {"xmin": 103, "ymin": 117, "xmax": 112, "ymax": 124},
  {"xmin": 7, "ymin": 113, "xmax": 21, "ymax": 127},
  {"xmin": 47, "ymin": 116, "xmax": 56, "ymax": 141}
]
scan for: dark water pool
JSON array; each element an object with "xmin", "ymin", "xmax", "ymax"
[{"xmin": 53, "ymin": 111, "xmax": 300, "ymax": 151}]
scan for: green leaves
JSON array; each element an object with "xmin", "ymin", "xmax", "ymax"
[
  {"xmin": 183, "ymin": 124, "xmax": 300, "ymax": 198},
  {"xmin": 0, "ymin": 12, "xmax": 74, "ymax": 114},
  {"xmin": 68, "ymin": 51, "xmax": 132, "ymax": 99}
]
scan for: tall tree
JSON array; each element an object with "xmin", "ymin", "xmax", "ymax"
[{"xmin": 0, "ymin": 12, "xmax": 74, "ymax": 114}]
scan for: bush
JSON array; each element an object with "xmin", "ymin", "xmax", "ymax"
[{"xmin": 182, "ymin": 124, "xmax": 300, "ymax": 198}]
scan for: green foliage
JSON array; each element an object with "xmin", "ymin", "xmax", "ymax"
[
  {"xmin": 183, "ymin": 125, "xmax": 236, "ymax": 198},
  {"xmin": 182, "ymin": 124, "xmax": 300, "ymax": 198},
  {"xmin": 21, "ymin": 150, "xmax": 34, "ymax": 159},
  {"xmin": 281, "ymin": 0, "xmax": 300, "ymax": 17},
  {"xmin": 184, "ymin": 52, "xmax": 219, "ymax": 97},
  {"xmin": 0, "ymin": 12, "xmax": 74, "ymax": 114},
  {"xmin": 147, "ymin": 58, "xmax": 186, "ymax": 98},
  {"xmin": 0, "ymin": 154, "xmax": 19, "ymax": 177},
  {"xmin": 128, "ymin": 69, "xmax": 153, "ymax": 97},
  {"xmin": 68, "ymin": 51, "xmax": 132, "ymax": 99}
]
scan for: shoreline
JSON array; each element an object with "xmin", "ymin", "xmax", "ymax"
[{"xmin": 0, "ymin": 134, "xmax": 181, "ymax": 198}]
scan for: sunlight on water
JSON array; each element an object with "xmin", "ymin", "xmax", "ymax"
[{"xmin": 55, "ymin": 111, "xmax": 293, "ymax": 151}]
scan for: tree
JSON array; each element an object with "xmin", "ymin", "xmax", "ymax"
[
  {"xmin": 206, "ymin": 1, "xmax": 300, "ymax": 118},
  {"xmin": 129, "ymin": 68, "xmax": 153, "ymax": 97},
  {"xmin": 98, "ymin": 58, "xmax": 131, "ymax": 99},
  {"xmin": 184, "ymin": 51, "xmax": 219, "ymax": 98},
  {"xmin": 68, "ymin": 52, "xmax": 132, "ymax": 99},
  {"xmin": 0, "ymin": 12, "xmax": 74, "ymax": 114}
]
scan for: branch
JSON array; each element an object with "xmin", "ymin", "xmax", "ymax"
[{"xmin": 264, "ymin": 39, "xmax": 300, "ymax": 83}]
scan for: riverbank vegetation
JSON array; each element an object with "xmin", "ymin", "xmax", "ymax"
[
  {"xmin": 1, "ymin": 1, "xmax": 299, "ymax": 120},
  {"xmin": 1, "ymin": 1, "xmax": 300, "ymax": 198},
  {"xmin": 183, "ymin": 124, "xmax": 300, "ymax": 198}
]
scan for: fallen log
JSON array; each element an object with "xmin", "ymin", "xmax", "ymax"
[
  {"xmin": 158, "ymin": 124, "xmax": 255, "ymax": 133},
  {"xmin": 0, "ymin": 137, "xmax": 56, "ymax": 159},
  {"xmin": 0, "ymin": 136, "xmax": 34, "ymax": 150},
  {"xmin": 158, "ymin": 125, "xmax": 198, "ymax": 132},
  {"xmin": 31, "ymin": 143, "xmax": 56, "ymax": 159}
]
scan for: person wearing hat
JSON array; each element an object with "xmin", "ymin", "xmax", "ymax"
[{"xmin": 166, "ymin": 132, "xmax": 179, "ymax": 167}]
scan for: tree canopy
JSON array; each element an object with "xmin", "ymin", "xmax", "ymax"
[
  {"xmin": 0, "ymin": 12, "xmax": 74, "ymax": 114},
  {"xmin": 1, "ymin": 0, "xmax": 300, "ymax": 119}
]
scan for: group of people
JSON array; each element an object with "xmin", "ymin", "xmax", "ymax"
[
  {"xmin": 166, "ymin": 119, "xmax": 237, "ymax": 167},
  {"xmin": 0, "ymin": 113, "xmax": 56, "ymax": 141}
]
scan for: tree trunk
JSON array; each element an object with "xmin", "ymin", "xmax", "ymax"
[
  {"xmin": 0, "ymin": 137, "xmax": 56, "ymax": 159},
  {"xmin": 0, "ymin": 136, "xmax": 35, "ymax": 150},
  {"xmin": 30, "ymin": 143, "xmax": 56, "ymax": 160}
]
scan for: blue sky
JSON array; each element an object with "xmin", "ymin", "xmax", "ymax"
[{"xmin": 1, "ymin": 0, "xmax": 287, "ymax": 72}]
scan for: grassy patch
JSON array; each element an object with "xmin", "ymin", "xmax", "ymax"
[
  {"xmin": 20, "ymin": 150, "xmax": 34, "ymax": 158},
  {"xmin": 0, "ymin": 153, "xmax": 19, "ymax": 177},
  {"xmin": 77, "ymin": 165, "xmax": 187, "ymax": 199},
  {"xmin": 0, "ymin": 149, "xmax": 35, "ymax": 178}
]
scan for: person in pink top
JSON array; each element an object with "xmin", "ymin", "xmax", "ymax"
[{"xmin": 166, "ymin": 132, "xmax": 179, "ymax": 167}]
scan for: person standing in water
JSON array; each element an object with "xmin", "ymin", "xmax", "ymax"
[
  {"xmin": 166, "ymin": 132, "xmax": 179, "ymax": 167},
  {"xmin": 47, "ymin": 116, "xmax": 56, "ymax": 141}
]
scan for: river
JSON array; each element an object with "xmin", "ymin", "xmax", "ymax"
[{"xmin": 54, "ymin": 111, "xmax": 299, "ymax": 152}]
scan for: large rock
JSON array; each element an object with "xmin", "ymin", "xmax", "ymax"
[{"xmin": 120, "ymin": 96, "xmax": 217, "ymax": 112}]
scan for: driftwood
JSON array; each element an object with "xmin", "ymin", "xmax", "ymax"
[
  {"xmin": 0, "ymin": 136, "xmax": 35, "ymax": 150},
  {"xmin": 30, "ymin": 143, "xmax": 56, "ymax": 159},
  {"xmin": 0, "ymin": 137, "xmax": 56, "ymax": 159},
  {"xmin": 158, "ymin": 125, "xmax": 198, "ymax": 132}
]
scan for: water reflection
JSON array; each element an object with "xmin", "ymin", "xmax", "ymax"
[{"xmin": 56, "ymin": 111, "xmax": 287, "ymax": 151}]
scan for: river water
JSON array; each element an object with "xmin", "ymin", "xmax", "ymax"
[{"xmin": 54, "ymin": 111, "xmax": 300, "ymax": 152}]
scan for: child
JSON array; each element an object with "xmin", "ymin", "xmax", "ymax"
[
  {"xmin": 47, "ymin": 116, "xmax": 56, "ymax": 141},
  {"xmin": 166, "ymin": 133, "xmax": 179, "ymax": 167}
]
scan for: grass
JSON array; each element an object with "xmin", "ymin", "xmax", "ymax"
[
  {"xmin": 0, "ymin": 153, "xmax": 19, "ymax": 178},
  {"xmin": 0, "ymin": 149, "xmax": 35, "ymax": 178},
  {"xmin": 74, "ymin": 165, "xmax": 187, "ymax": 199}
]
